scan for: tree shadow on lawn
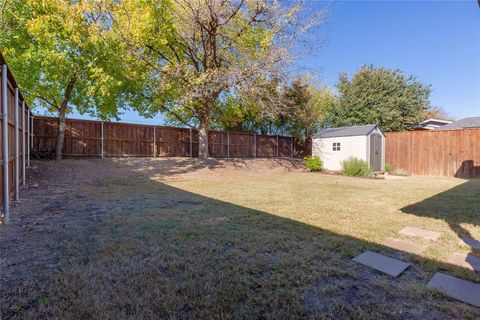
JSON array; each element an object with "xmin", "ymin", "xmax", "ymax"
[
  {"xmin": 1, "ymin": 159, "xmax": 479, "ymax": 319},
  {"xmin": 113, "ymin": 156, "xmax": 303, "ymax": 178},
  {"xmin": 401, "ymin": 178, "xmax": 480, "ymax": 269}
]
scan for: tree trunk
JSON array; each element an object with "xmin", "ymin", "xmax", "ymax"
[
  {"xmin": 198, "ymin": 117, "xmax": 209, "ymax": 158},
  {"xmin": 55, "ymin": 107, "xmax": 67, "ymax": 160},
  {"xmin": 55, "ymin": 77, "xmax": 76, "ymax": 160}
]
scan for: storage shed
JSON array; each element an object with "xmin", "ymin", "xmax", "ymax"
[{"xmin": 312, "ymin": 124, "xmax": 385, "ymax": 171}]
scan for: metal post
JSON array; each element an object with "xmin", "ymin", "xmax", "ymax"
[
  {"xmin": 30, "ymin": 114, "xmax": 33, "ymax": 163},
  {"xmin": 2, "ymin": 64, "xmax": 10, "ymax": 222},
  {"xmin": 153, "ymin": 126, "xmax": 156, "ymax": 157},
  {"xmin": 253, "ymin": 134, "xmax": 256, "ymax": 157},
  {"xmin": 22, "ymin": 101, "xmax": 26, "ymax": 185},
  {"xmin": 189, "ymin": 128, "xmax": 192, "ymax": 158},
  {"xmin": 100, "ymin": 121, "xmax": 104, "ymax": 158},
  {"xmin": 276, "ymin": 135, "xmax": 279, "ymax": 158},
  {"xmin": 27, "ymin": 111, "xmax": 30, "ymax": 167},
  {"xmin": 14, "ymin": 88, "xmax": 19, "ymax": 201},
  {"xmin": 227, "ymin": 132, "xmax": 230, "ymax": 159}
]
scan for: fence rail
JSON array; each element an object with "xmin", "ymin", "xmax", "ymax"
[
  {"xmin": 33, "ymin": 116, "xmax": 311, "ymax": 159},
  {"xmin": 385, "ymin": 129, "xmax": 480, "ymax": 178},
  {"xmin": 1, "ymin": 52, "xmax": 32, "ymax": 223}
]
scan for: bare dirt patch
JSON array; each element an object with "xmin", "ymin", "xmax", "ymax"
[
  {"xmin": 0, "ymin": 160, "xmax": 123, "ymax": 291},
  {"xmin": 118, "ymin": 157, "xmax": 305, "ymax": 181}
]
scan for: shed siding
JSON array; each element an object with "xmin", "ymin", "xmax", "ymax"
[{"xmin": 312, "ymin": 135, "xmax": 367, "ymax": 171}]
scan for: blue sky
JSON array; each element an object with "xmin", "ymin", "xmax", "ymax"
[
  {"xmin": 52, "ymin": 0, "xmax": 480, "ymax": 124},
  {"xmin": 303, "ymin": 0, "xmax": 480, "ymax": 120}
]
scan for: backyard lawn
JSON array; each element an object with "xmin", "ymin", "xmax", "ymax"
[{"xmin": 1, "ymin": 158, "xmax": 479, "ymax": 319}]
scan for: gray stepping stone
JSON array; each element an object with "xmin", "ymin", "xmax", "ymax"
[
  {"xmin": 399, "ymin": 227, "xmax": 440, "ymax": 241},
  {"xmin": 448, "ymin": 252, "xmax": 480, "ymax": 271},
  {"xmin": 459, "ymin": 237, "xmax": 480, "ymax": 250},
  {"xmin": 382, "ymin": 237, "xmax": 428, "ymax": 254},
  {"xmin": 353, "ymin": 251, "xmax": 411, "ymax": 277},
  {"xmin": 427, "ymin": 272, "xmax": 480, "ymax": 307}
]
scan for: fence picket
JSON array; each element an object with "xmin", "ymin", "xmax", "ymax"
[
  {"xmin": 32, "ymin": 116, "xmax": 310, "ymax": 160},
  {"xmin": 0, "ymin": 55, "xmax": 32, "ymax": 222},
  {"xmin": 385, "ymin": 129, "xmax": 480, "ymax": 178}
]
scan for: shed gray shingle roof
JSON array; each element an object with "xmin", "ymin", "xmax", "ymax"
[
  {"xmin": 313, "ymin": 124, "xmax": 379, "ymax": 138},
  {"xmin": 434, "ymin": 117, "xmax": 480, "ymax": 130}
]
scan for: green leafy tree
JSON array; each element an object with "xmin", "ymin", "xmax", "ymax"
[
  {"xmin": 109, "ymin": 0, "xmax": 326, "ymax": 157},
  {"xmin": 326, "ymin": 65, "xmax": 432, "ymax": 131},
  {"xmin": 283, "ymin": 78, "xmax": 333, "ymax": 140},
  {"xmin": 0, "ymin": 0, "xmax": 139, "ymax": 159},
  {"xmin": 212, "ymin": 77, "xmax": 333, "ymax": 139},
  {"xmin": 211, "ymin": 94, "xmax": 258, "ymax": 132},
  {"xmin": 212, "ymin": 96, "xmax": 284, "ymax": 135}
]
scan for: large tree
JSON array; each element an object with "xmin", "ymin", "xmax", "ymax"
[
  {"xmin": 0, "ymin": 0, "xmax": 138, "ymax": 159},
  {"xmin": 283, "ymin": 78, "xmax": 334, "ymax": 140},
  {"xmin": 423, "ymin": 106, "xmax": 452, "ymax": 121},
  {"xmin": 109, "ymin": 0, "xmax": 325, "ymax": 157},
  {"xmin": 326, "ymin": 65, "xmax": 432, "ymax": 131},
  {"xmin": 209, "ymin": 77, "xmax": 333, "ymax": 139}
]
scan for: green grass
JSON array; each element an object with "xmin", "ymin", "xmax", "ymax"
[
  {"xmin": 3, "ymin": 159, "xmax": 479, "ymax": 319},
  {"xmin": 166, "ymin": 169, "xmax": 479, "ymax": 264}
]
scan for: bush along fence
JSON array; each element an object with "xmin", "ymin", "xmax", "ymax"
[
  {"xmin": 0, "ymin": 52, "xmax": 33, "ymax": 224},
  {"xmin": 32, "ymin": 116, "xmax": 312, "ymax": 159},
  {"xmin": 385, "ymin": 128, "xmax": 480, "ymax": 178}
]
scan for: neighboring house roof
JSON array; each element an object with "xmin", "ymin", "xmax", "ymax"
[
  {"xmin": 313, "ymin": 124, "xmax": 381, "ymax": 138},
  {"xmin": 416, "ymin": 118, "xmax": 452, "ymax": 130},
  {"xmin": 434, "ymin": 117, "xmax": 480, "ymax": 130}
]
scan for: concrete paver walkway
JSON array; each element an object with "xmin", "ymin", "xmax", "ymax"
[
  {"xmin": 427, "ymin": 272, "xmax": 480, "ymax": 307},
  {"xmin": 365, "ymin": 226, "xmax": 480, "ymax": 309},
  {"xmin": 382, "ymin": 237, "xmax": 428, "ymax": 254},
  {"xmin": 448, "ymin": 252, "xmax": 480, "ymax": 271},
  {"xmin": 399, "ymin": 227, "xmax": 440, "ymax": 241},
  {"xmin": 460, "ymin": 237, "xmax": 480, "ymax": 250},
  {"xmin": 353, "ymin": 251, "xmax": 411, "ymax": 277}
]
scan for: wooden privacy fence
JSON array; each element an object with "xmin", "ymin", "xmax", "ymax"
[
  {"xmin": 385, "ymin": 129, "xmax": 480, "ymax": 178},
  {"xmin": 33, "ymin": 116, "xmax": 311, "ymax": 159},
  {"xmin": 0, "ymin": 52, "xmax": 33, "ymax": 223}
]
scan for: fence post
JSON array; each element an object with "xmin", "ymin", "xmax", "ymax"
[
  {"xmin": 227, "ymin": 132, "xmax": 230, "ymax": 159},
  {"xmin": 22, "ymin": 101, "xmax": 26, "ymax": 185},
  {"xmin": 100, "ymin": 121, "xmax": 104, "ymax": 158},
  {"xmin": 30, "ymin": 114, "xmax": 34, "ymax": 163},
  {"xmin": 2, "ymin": 64, "xmax": 10, "ymax": 222},
  {"xmin": 253, "ymin": 134, "xmax": 256, "ymax": 157},
  {"xmin": 153, "ymin": 126, "xmax": 156, "ymax": 157},
  {"xmin": 189, "ymin": 128, "xmax": 192, "ymax": 158},
  {"xmin": 14, "ymin": 88, "xmax": 19, "ymax": 201},
  {"xmin": 27, "ymin": 111, "xmax": 31, "ymax": 168},
  {"xmin": 291, "ymin": 137, "xmax": 295, "ymax": 158},
  {"xmin": 276, "ymin": 135, "xmax": 279, "ymax": 158}
]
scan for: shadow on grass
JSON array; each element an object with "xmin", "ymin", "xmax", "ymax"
[
  {"xmin": 2, "ymin": 159, "xmax": 479, "ymax": 319},
  {"xmin": 115, "ymin": 156, "xmax": 303, "ymax": 177}
]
